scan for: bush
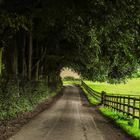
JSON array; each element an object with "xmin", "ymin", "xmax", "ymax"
[
  {"xmin": 63, "ymin": 76, "xmax": 75, "ymax": 81},
  {"xmin": 74, "ymin": 78, "xmax": 81, "ymax": 81},
  {"xmin": 132, "ymin": 70, "xmax": 140, "ymax": 78},
  {"xmin": 0, "ymin": 76, "xmax": 63, "ymax": 122}
]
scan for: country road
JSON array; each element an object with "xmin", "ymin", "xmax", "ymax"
[{"xmin": 8, "ymin": 85, "xmax": 134, "ymax": 140}]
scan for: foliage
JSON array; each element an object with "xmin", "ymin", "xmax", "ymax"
[
  {"xmin": 100, "ymin": 107, "xmax": 140, "ymax": 140},
  {"xmin": 74, "ymin": 78, "xmax": 81, "ymax": 81},
  {"xmin": 60, "ymin": 0, "xmax": 140, "ymax": 83},
  {"xmin": 63, "ymin": 76, "xmax": 81, "ymax": 81},
  {"xmin": 0, "ymin": 77, "xmax": 62, "ymax": 122},
  {"xmin": 132, "ymin": 70, "xmax": 140, "ymax": 78},
  {"xmin": 63, "ymin": 76, "xmax": 75, "ymax": 81},
  {"xmin": 0, "ymin": 0, "xmax": 140, "ymax": 84}
]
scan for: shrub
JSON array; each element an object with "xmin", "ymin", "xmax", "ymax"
[
  {"xmin": 132, "ymin": 70, "xmax": 140, "ymax": 78},
  {"xmin": 0, "ymin": 76, "xmax": 63, "ymax": 122},
  {"xmin": 74, "ymin": 78, "xmax": 81, "ymax": 81},
  {"xmin": 63, "ymin": 76, "xmax": 75, "ymax": 81}
]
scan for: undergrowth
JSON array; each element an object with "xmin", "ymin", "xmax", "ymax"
[
  {"xmin": 100, "ymin": 107, "xmax": 140, "ymax": 140},
  {"xmin": 0, "ymin": 77, "xmax": 62, "ymax": 123}
]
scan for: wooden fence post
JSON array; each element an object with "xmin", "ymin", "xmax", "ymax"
[
  {"xmin": 133, "ymin": 98, "xmax": 136, "ymax": 119},
  {"xmin": 116, "ymin": 96, "xmax": 118, "ymax": 111},
  {"xmin": 101, "ymin": 91, "xmax": 106, "ymax": 105},
  {"xmin": 101, "ymin": 91, "xmax": 104, "ymax": 104},
  {"xmin": 113, "ymin": 96, "xmax": 115, "ymax": 111},
  {"xmin": 119, "ymin": 96, "xmax": 121, "ymax": 112},
  {"xmin": 139, "ymin": 96, "xmax": 140, "ymax": 129},
  {"xmin": 128, "ymin": 95, "xmax": 130, "ymax": 117},
  {"xmin": 123, "ymin": 96, "xmax": 125, "ymax": 115}
]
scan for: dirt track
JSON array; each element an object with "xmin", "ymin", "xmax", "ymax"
[{"xmin": 7, "ymin": 85, "xmax": 134, "ymax": 140}]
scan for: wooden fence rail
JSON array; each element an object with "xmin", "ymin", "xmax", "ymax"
[
  {"xmin": 81, "ymin": 80, "xmax": 140, "ymax": 129},
  {"xmin": 81, "ymin": 80, "xmax": 101, "ymax": 102}
]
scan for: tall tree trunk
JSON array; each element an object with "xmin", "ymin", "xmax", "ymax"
[
  {"xmin": 0, "ymin": 47, "xmax": 3, "ymax": 76},
  {"xmin": 40, "ymin": 45, "xmax": 44, "ymax": 79},
  {"xmin": 28, "ymin": 30, "xmax": 32, "ymax": 80},
  {"xmin": 5, "ymin": 34, "xmax": 18, "ymax": 76},
  {"xmin": 17, "ymin": 28, "xmax": 26, "ymax": 77},
  {"xmin": 32, "ymin": 38, "xmax": 39, "ymax": 81},
  {"xmin": 25, "ymin": 29, "xmax": 33, "ymax": 80},
  {"xmin": 38, "ymin": 44, "xmax": 45, "ymax": 79}
]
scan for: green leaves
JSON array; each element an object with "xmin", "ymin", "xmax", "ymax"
[
  {"xmin": 1, "ymin": 0, "xmax": 140, "ymax": 84},
  {"xmin": 0, "ymin": 77, "xmax": 62, "ymax": 122}
]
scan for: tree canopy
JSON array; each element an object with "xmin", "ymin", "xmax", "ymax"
[{"xmin": 0, "ymin": 0, "xmax": 140, "ymax": 84}]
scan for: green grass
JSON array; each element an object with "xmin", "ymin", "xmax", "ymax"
[
  {"xmin": 100, "ymin": 107, "xmax": 140, "ymax": 140},
  {"xmin": 81, "ymin": 86, "xmax": 100, "ymax": 105},
  {"xmin": 84, "ymin": 78, "xmax": 140, "ymax": 95}
]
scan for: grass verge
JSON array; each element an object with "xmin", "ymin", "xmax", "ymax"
[
  {"xmin": 81, "ymin": 86, "xmax": 100, "ymax": 105},
  {"xmin": 100, "ymin": 107, "xmax": 140, "ymax": 140}
]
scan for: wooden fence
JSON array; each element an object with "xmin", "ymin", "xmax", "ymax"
[
  {"xmin": 81, "ymin": 80, "xmax": 140, "ymax": 129},
  {"xmin": 81, "ymin": 80, "xmax": 102, "ymax": 102}
]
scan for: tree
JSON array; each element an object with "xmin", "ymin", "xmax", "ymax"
[{"xmin": 0, "ymin": 0, "xmax": 140, "ymax": 84}]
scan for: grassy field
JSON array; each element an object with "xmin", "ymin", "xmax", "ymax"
[{"xmin": 84, "ymin": 78, "xmax": 140, "ymax": 95}]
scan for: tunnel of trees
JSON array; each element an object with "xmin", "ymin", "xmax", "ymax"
[
  {"xmin": 1, "ymin": 0, "xmax": 140, "ymax": 122},
  {"xmin": 0, "ymin": 0, "xmax": 140, "ymax": 87}
]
